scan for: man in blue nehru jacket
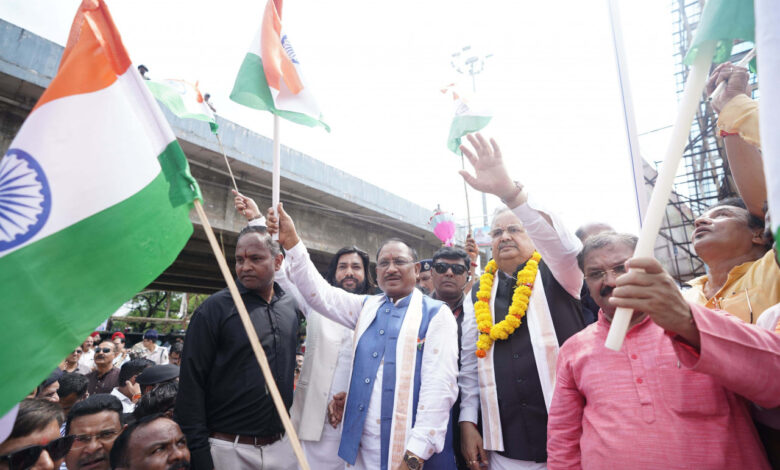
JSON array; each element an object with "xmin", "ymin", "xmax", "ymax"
[{"xmin": 267, "ymin": 208, "xmax": 459, "ymax": 470}]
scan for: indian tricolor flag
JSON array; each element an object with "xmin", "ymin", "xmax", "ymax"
[
  {"xmin": 147, "ymin": 79, "xmax": 218, "ymax": 133},
  {"xmin": 230, "ymin": 0, "xmax": 329, "ymax": 131},
  {"xmin": 442, "ymin": 84, "xmax": 492, "ymax": 154},
  {"xmin": 0, "ymin": 0, "xmax": 200, "ymax": 415}
]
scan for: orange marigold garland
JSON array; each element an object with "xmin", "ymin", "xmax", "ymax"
[{"xmin": 474, "ymin": 252, "xmax": 541, "ymax": 358}]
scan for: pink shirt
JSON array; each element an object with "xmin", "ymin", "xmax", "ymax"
[{"xmin": 547, "ymin": 303, "xmax": 780, "ymax": 470}]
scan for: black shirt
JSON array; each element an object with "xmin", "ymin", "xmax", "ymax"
[{"xmin": 174, "ymin": 281, "xmax": 301, "ymax": 470}]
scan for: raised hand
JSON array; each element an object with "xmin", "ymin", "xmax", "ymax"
[
  {"xmin": 459, "ymin": 133, "xmax": 525, "ymax": 208},
  {"xmin": 266, "ymin": 203, "xmax": 300, "ymax": 250},
  {"xmin": 232, "ymin": 189, "xmax": 261, "ymax": 221}
]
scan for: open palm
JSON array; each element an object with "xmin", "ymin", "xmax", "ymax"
[{"xmin": 458, "ymin": 133, "xmax": 516, "ymax": 200}]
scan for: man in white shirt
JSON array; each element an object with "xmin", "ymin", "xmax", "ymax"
[
  {"xmin": 141, "ymin": 330, "xmax": 168, "ymax": 365},
  {"xmin": 268, "ymin": 209, "xmax": 459, "ymax": 470},
  {"xmin": 110, "ymin": 358, "xmax": 154, "ymax": 414}
]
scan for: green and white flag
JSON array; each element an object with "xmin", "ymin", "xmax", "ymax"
[
  {"xmin": 230, "ymin": 0, "xmax": 329, "ymax": 131},
  {"xmin": 685, "ymin": 0, "xmax": 754, "ymax": 65},
  {"xmin": 0, "ymin": 0, "xmax": 201, "ymax": 415},
  {"xmin": 442, "ymin": 84, "xmax": 492, "ymax": 155},
  {"xmin": 147, "ymin": 79, "xmax": 218, "ymax": 133}
]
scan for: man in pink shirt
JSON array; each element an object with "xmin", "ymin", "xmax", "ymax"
[{"xmin": 547, "ymin": 232, "xmax": 780, "ymax": 470}]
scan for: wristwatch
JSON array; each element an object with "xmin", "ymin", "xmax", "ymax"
[
  {"xmin": 499, "ymin": 180, "xmax": 524, "ymax": 205},
  {"xmin": 404, "ymin": 451, "xmax": 424, "ymax": 470}
]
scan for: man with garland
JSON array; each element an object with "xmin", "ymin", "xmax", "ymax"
[{"xmin": 457, "ymin": 134, "xmax": 585, "ymax": 470}]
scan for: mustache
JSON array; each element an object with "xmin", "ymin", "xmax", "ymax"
[
  {"xmin": 168, "ymin": 461, "xmax": 190, "ymax": 470},
  {"xmin": 600, "ymin": 285, "xmax": 614, "ymax": 297},
  {"xmin": 498, "ymin": 241, "xmax": 517, "ymax": 249}
]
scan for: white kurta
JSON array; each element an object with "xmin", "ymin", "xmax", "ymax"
[{"xmin": 284, "ymin": 241, "xmax": 458, "ymax": 468}]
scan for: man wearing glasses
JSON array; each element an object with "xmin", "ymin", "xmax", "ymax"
[
  {"xmin": 429, "ymin": 245, "xmax": 475, "ymax": 470},
  {"xmin": 547, "ymin": 232, "xmax": 780, "ymax": 469},
  {"xmin": 457, "ymin": 134, "xmax": 585, "ymax": 470},
  {"xmin": 0, "ymin": 399, "xmax": 73, "ymax": 470},
  {"xmin": 64, "ymin": 395, "xmax": 124, "ymax": 470},
  {"xmin": 267, "ymin": 208, "xmax": 459, "ymax": 470},
  {"xmin": 85, "ymin": 342, "xmax": 120, "ymax": 396}
]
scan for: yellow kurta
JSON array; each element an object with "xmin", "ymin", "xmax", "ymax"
[{"xmin": 684, "ymin": 250, "xmax": 780, "ymax": 324}]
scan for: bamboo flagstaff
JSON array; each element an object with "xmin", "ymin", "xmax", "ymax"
[
  {"xmin": 604, "ymin": 41, "xmax": 717, "ymax": 351},
  {"xmin": 215, "ymin": 131, "xmax": 239, "ymax": 194},
  {"xmin": 192, "ymin": 199, "xmax": 310, "ymax": 470},
  {"xmin": 461, "ymin": 155, "xmax": 473, "ymax": 233}
]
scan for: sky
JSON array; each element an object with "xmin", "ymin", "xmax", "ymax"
[{"xmin": 0, "ymin": 0, "xmax": 681, "ymax": 237}]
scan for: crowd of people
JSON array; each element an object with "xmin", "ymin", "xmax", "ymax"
[{"xmin": 2, "ymin": 63, "xmax": 779, "ymax": 470}]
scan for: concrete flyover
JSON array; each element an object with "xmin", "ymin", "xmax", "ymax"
[{"xmin": 0, "ymin": 20, "xmax": 443, "ymax": 293}]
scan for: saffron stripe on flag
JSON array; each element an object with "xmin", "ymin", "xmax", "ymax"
[{"xmin": 0, "ymin": 143, "xmax": 194, "ymax": 414}]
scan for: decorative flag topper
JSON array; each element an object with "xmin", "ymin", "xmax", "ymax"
[{"xmin": 430, "ymin": 207, "xmax": 456, "ymax": 246}]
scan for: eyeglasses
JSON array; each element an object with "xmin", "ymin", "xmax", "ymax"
[
  {"xmin": 73, "ymin": 349, "xmax": 83, "ymax": 354},
  {"xmin": 585, "ymin": 263, "xmax": 628, "ymax": 281},
  {"xmin": 376, "ymin": 258, "xmax": 414, "ymax": 269},
  {"xmin": 94, "ymin": 348, "xmax": 113, "ymax": 354},
  {"xmin": 70, "ymin": 429, "xmax": 120, "ymax": 448},
  {"xmin": 432, "ymin": 262, "xmax": 468, "ymax": 275},
  {"xmin": 0, "ymin": 435, "xmax": 74, "ymax": 469}
]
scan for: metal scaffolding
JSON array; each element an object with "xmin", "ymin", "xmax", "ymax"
[{"xmin": 650, "ymin": 0, "xmax": 754, "ymax": 283}]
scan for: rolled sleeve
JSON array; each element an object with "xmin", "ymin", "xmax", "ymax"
[
  {"xmin": 407, "ymin": 305, "xmax": 460, "ymax": 459},
  {"xmin": 512, "ymin": 194, "xmax": 583, "ymax": 298},
  {"xmin": 717, "ymin": 94, "xmax": 760, "ymax": 147}
]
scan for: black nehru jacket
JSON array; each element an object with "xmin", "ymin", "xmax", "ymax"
[
  {"xmin": 174, "ymin": 281, "xmax": 301, "ymax": 470},
  {"xmin": 472, "ymin": 259, "xmax": 584, "ymax": 463}
]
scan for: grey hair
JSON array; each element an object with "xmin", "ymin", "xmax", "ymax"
[{"xmin": 577, "ymin": 232, "xmax": 638, "ymax": 271}]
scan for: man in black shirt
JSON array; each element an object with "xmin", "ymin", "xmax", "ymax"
[
  {"xmin": 174, "ymin": 226, "xmax": 300, "ymax": 470},
  {"xmin": 457, "ymin": 134, "xmax": 584, "ymax": 470}
]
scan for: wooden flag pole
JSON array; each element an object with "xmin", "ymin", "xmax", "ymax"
[
  {"xmin": 271, "ymin": 115, "xmax": 281, "ymax": 241},
  {"xmin": 215, "ymin": 132, "xmax": 240, "ymax": 194},
  {"xmin": 604, "ymin": 41, "xmax": 716, "ymax": 351},
  {"xmin": 461, "ymin": 155, "xmax": 473, "ymax": 233},
  {"xmin": 192, "ymin": 199, "xmax": 310, "ymax": 470}
]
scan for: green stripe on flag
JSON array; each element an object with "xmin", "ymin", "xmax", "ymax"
[
  {"xmin": 230, "ymin": 53, "xmax": 330, "ymax": 132},
  {"xmin": 448, "ymin": 115, "xmax": 493, "ymax": 154},
  {"xmin": 146, "ymin": 81, "xmax": 218, "ymax": 134},
  {"xmin": 0, "ymin": 142, "xmax": 196, "ymax": 415},
  {"xmin": 684, "ymin": 0, "xmax": 754, "ymax": 65}
]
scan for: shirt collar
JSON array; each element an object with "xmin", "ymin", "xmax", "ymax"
[
  {"xmin": 384, "ymin": 291, "xmax": 413, "ymax": 307},
  {"xmin": 236, "ymin": 280, "xmax": 285, "ymax": 303},
  {"xmin": 431, "ymin": 291, "xmax": 464, "ymax": 312},
  {"xmin": 596, "ymin": 309, "xmax": 652, "ymax": 334}
]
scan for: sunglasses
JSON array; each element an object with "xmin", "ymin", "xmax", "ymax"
[
  {"xmin": 73, "ymin": 349, "xmax": 83, "ymax": 354},
  {"xmin": 432, "ymin": 262, "xmax": 468, "ymax": 275},
  {"xmin": 0, "ymin": 435, "xmax": 74, "ymax": 470},
  {"xmin": 94, "ymin": 347, "xmax": 113, "ymax": 354}
]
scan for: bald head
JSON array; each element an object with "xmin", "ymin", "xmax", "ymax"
[{"xmin": 575, "ymin": 222, "xmax": 615, "ymax": 242}]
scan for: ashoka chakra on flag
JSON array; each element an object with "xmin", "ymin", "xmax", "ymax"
[{"xmin": 0, "ymin": 148, "xmax": 52, "ymax": 251}]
